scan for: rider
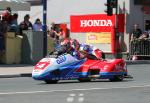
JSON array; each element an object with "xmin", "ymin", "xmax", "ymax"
[
  {"xmin": 52, "ymin": 33, "xmax": 104, "ymax": 59},
  {"xmin": 70, "ymin": 40, "xmax": 105, "ymax": 60},
  {"xmin": 53, "ymin": 33, "xmax": 73, "ymax": 55}
]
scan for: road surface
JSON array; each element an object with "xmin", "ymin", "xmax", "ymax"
[{"xmin": 0, "ymin": 64, "xmax": 150, "ymax": 103}]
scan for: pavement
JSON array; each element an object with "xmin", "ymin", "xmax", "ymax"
[
  {"xmin": 0, "ymin": 60, "xmax": 150, "ymax": 78},
  {"xmin": 0, "ymin": 64, "xmax": 33, "ymax": 78}
]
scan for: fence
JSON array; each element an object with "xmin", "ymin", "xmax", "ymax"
[{"xmin": 129, "ymin": 39, "xmax": 150, "ymax": 58}]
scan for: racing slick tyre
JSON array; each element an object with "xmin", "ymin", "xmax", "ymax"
[
  {"xmin": 109, "ymin": 75, "xmax": 124, "ymax": 82},
  {"xmin": 78, "ymin": 78, "xmax": 91, "ymax": 82},
  {"xmin": 44, "ymin": 80, "xmax": 58, "ymax": 84}
]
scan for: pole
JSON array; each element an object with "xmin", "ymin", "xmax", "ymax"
[
  {"xmin": 114, "ymin": 0, "xmax": 119, "ymax": 58},
  {"xmin": 43, "ymin": 0, "xmax": 47, "ymax": 57}
]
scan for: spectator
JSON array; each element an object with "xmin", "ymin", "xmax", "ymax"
[
  {"xmin": 147, "ymin": 29, "xmax": 150, "ymax": 38},
  {"xmin": 2, "ymin": 7, "xmax": 12, "ymax": 25},
  {"xmin": 33, "ymin": 18, "xmax": 42, "ymax": 31},
  {"xmin": 10, "ymin": 13, "xmax": 19, "ymax": 32},
  {"xmin": 49, "ymin": 23, "xmax": 64, "ymax": 49},
  {"xmin": 131, "ymin": 24, "xmax": 142, "ymax": 40},
  {"xmin": 19, "ymin": 14, "xmax": 33, "ymax": 31},
  {"xmin": 139, "ymin": 31, "xmax": 149, "ymax": 40}
]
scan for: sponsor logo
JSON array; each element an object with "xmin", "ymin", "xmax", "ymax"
[
  {"xmin": 80, "ymin": 20, "xmax": 113, "ymax": 27},
  {"xmin": 88, "ymin": 34, "xmax": 98, "ymax": 40},
  {"xmin": 56, "ymin": 56, "xmax": 66, "ymax": 64}
]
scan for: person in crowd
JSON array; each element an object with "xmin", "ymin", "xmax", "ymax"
[
  {"xmin": 139, "ymin": 31, "xmax": 149, "ymax": 40},
  {"xmin": 2, "ymin": 7, "xmax": 12, "ymax": 25},
  {"xmin": 147, "ymin": 28, "xmax": 150, "ymax": 39},
  {"xmin": 131, "ymin": 24, "xmax": 142, "ymax": 41},
  {"xmin": 19, "ymin": 14, "xmax": 33, "ymax": 31},
  {"xmin": 10, "ymin": 13, "xmax": 19, "ymax": 32},
  {"xmin": 49, "ymin": 22, "xmax": 64, "ymax": 49},
  {"xmin": 33, "ymin": 18, "xmax": 43, "ymax": 31}
]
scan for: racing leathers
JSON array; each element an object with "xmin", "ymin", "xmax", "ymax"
[
  {"xmin": 70, "ymin": 40, "xmax": 104, "ymax": 60},
  {"xmin": 53, "ymin": 38, "xmax": 73, "ymax": 55},
  {"xmin": 52, "ymin": 38, "xmax": 104, "ymax": 60}
]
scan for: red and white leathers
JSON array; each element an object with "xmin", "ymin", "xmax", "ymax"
[{"xmin": 60, "ymin": 38, "xmax": 104, "ymax": 59}]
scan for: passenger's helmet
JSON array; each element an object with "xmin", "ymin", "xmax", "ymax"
[{"xmin": 83, "ymin": 45, "xmax": 90, "ymax": 52}]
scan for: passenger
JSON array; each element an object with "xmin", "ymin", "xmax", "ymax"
[{"xmin": 79, "ymin": 44, "xmax": 104, "ymax": 59}]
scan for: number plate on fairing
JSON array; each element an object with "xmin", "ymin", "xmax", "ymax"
[{"xmin": 34, "ymin": 62, "xmax": 50, "ymax": 70}]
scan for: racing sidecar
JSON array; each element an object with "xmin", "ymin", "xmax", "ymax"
[{"xmin": 32, "ymin": 52, "xmax": 128, "ymax": 84}]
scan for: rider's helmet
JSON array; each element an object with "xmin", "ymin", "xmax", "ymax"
[{"xmin": 81, "ymin": 44, "xmax": 90, "ymax": 53}]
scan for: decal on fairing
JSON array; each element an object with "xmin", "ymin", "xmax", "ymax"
[
  {"xmin": 35, "ymin": 62, "xmax": 50, "ymax": 70},
  {"xmin": 56, "ymin": 55, "xmax": 66, "ymax": 64}
]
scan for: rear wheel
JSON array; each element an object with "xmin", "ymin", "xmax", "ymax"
[
  {"xmin": 44, "ymin": 80, "xmax": 58, "ymax": 84},
  {"xmin": 109, "ymin": 75, "xmax": 124, "ymax": 82}
]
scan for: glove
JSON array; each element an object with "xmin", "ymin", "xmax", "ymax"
[{"xmin": 53, "ymin": 51, "xmax": 59, "ymax": 55}]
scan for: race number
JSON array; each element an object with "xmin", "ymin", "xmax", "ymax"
[
  {"xmin": 35, "ymin": 62, "xmax": 50, "ymax": 70},
  {"xmin": 56, "ymin": 56, "xmax": 66, "ymax": 64}
]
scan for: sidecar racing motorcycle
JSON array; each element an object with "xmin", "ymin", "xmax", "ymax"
[{"xmin": 32, "ymin": 49, "xmax": 129, "ymax": 84}]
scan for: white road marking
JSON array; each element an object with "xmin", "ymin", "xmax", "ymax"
[
  {"xmin": 0, "ymin": 85, "xmax": 150, "ymax": 95},
  {"xmin": 66, "ymin": 97, "xmax": 74, "ymax": 102},
  {"xmin": 78, "ymin": 97, "xmax": 84, "ymax": 102},
  {"xmin": 67, "ymin": 93, "xmax": 85, "ymax": 103},
  {"xmin": 66, "ymin": 94, "xmax": 76, "ymax": 102},
  {"xmin": 78, "ymin": 94, "xmax": 85, "ymax": 102},
  {"xmin": 79, "ymin": 93, "xmax": 84, "ymax": 96},
  {"xmin": 70, "ymin": 94, "xmax": 76, "ymax": 97}
]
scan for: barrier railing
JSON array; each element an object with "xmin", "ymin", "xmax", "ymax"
[{"xmin": 129, "ymin": 39, "xmax": 150, "ymax": 57}]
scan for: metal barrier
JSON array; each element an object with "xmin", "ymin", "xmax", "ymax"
[{"xmin": 129, "ymin": 39, "xmax": 150, "ymax": 57}]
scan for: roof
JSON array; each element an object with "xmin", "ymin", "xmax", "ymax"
[
  {"xmin": 0, "ymin": 0, "xmax": 30, "ymax": 11},
  {"xmin": 23, "ymin": 0, "xmax": 42, "ymax": 5}
]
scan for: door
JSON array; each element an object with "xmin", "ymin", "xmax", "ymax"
[
  {"xmin": 145, "ymin": 20, "xmax": 150, "ymax": 31},
  {"xmin": 144, "ymin": 14, "xmax": 150, "ymax": 31}
]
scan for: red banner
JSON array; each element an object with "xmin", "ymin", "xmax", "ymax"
[
  {"xmin": 70, "ymin": 14, "xmax": 125, "ymax": 33},
  {"xmin": 70, "ymin": 14, "xmax": 115, "ymax": 32},
  {"xmin": 118, "ymin": 14, "xmax": 125, "ymax": 33},
  {"xmin": 70, "ymin": 14, "xmax": 125, "ymax": 54}
]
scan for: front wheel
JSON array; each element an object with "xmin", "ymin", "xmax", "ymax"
[
  {"xmin": 109, "ymin": 75, "xmax": 124, "ymax": 82},
  {"xmin": 44, "ymin": 80, "xmax": 58, "ymax": 84}
]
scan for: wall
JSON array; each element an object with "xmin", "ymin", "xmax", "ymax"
[{"xmin": 18, "ymin": 6, "xmax": 42, "ymax": 24}]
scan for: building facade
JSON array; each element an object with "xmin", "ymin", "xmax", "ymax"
[{"xmin": 19, "ymin": 0, "xmax": 150, "ymax": 53}]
